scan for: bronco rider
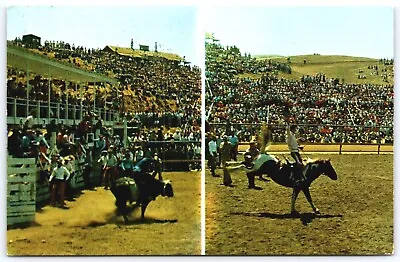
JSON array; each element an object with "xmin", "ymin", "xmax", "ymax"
[
  {"xmin": 132, "ymin": 157, "xmax": 159, "ymax": 201},
  {"xmin": 286, "ymin": 124, "xmax": 306, "ymax": 186}
]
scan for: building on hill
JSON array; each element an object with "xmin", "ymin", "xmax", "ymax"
[
  {"xmin": 22, "ymin": 34, "xmax": 41, "ymax": 49},
  {"xmin": 102, "ymin": 45, "xmax": 183, "ymax": 63},
  {"xmin": 139, "ymin": 44, "xmax": 150, "ymax": 52}
]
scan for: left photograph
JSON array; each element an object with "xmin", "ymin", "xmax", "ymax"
[{"xmin": 6, "ymin": 6, "xmax": 202, "ymax": 255}]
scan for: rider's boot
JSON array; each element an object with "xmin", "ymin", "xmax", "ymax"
[{"xmin": 295, "ymin": 164, "xmax": 306, "ymax": 186}]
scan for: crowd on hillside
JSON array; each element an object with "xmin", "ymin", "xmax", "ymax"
[{"xmin": 205, "ymin": 42, "xmax": 394, "ymax": 144}]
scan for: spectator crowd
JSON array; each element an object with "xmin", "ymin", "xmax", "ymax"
[
  {"xmin": 7, "ymin": 37, "xmax": 202, "ymax": 173},
  {"xmin": 205, "ymin": 41, "xmax": 394, "ymax": 144},
  {"xmin": 7, "ymin": 38, "xmax": 201, "ymax": 131}
]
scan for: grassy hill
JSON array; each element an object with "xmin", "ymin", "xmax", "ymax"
[
  {"xmin": 254, "ymin": 54, "xmax": 394, "ymax": 85},
  {"xmin": 105, "ymin": 45, "xmax": 183, "ymax": 62}
]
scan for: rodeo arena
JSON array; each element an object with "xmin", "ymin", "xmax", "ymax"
[
  {"xmin": 6, "ymin": 36, "xmax": 202, "ymax": 255},
  {"xmin": 204, "ymin": 36, "xmax": 394, "ymax": 255}
]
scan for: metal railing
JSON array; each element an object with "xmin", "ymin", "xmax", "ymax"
[{"xmin": 7, "ymin": 97, "xmax": 120, "ymax": 126}]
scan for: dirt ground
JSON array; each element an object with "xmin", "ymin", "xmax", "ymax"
[
  {"xmin": 7, "ymin": 171, "xmax": 201, "ymax": 256},
  {"xmin": 205, "ymin": 154, "xmax": 393, "ymax": 255}
]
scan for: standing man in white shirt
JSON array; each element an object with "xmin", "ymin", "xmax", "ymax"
[
  {"xmin": 49, "ymin": 158, "xmax": 71, "ymax": 208},
  {"xmin": 103, "ymin": 147, "xmax": 119, "ymax": 190},
  {"xmin": 208, "ymin": 135, "xmax": 219, "ymax": 177}
]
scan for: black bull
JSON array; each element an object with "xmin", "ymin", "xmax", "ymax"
[{"xmin": 110, "ymin": 176, "xmax": 174, "ymax": 223}]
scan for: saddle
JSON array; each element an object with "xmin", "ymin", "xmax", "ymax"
[{"xmin": 282, "ymin": 158, "xmax": 307, "ymax": 185}]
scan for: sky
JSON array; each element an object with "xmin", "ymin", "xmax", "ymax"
[
  {"xmin": 205, "ymin": 6, "xmax": 394, "ymax": 59},
  {"xmin": 7, "ymin": 5, "xmax": 201, "ymax": 65}
]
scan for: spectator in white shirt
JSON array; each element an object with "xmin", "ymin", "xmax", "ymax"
[{"xmin": 103, "ymin": 148, "xmax": 118, "ymax": 190}]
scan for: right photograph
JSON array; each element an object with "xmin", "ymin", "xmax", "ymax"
[{"xmin": 204, "ymin": 6, "xmax": 394, "ymax": 255}]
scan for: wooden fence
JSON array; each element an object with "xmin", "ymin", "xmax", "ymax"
[
  {"xmin": 7, "ymin": 158, "xmax": 38, "ymax": 226},
  {"xmin": 7, "ymin": 156, "xmax": 93, "ymax": 226}
]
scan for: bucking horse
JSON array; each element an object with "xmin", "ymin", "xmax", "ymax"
[
  {"xmin": 227, "ymin": 124, "xmax": 338, "ymax": 215},
  {"xmin": 110, "ymin": 158, "xmax": 174, "ymax": 223}
]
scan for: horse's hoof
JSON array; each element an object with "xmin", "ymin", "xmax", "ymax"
[
  {"xmin": 248, "ymin": 185, "xmax": 262, "ymax": 190},
  {"xmin": 314, "ymin": 209, "xmax": 321, "ymax": 214},
  {"xmin": 290, "ymin": 210, "xmax": 300, "ymax": 217}
]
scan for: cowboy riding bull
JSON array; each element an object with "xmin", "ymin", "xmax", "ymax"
[{"xmin": 110, "ymin": 157, "xmax": 174, "ymax": 223}]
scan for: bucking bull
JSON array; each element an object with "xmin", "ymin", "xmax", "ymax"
[{"xmin": 110, "ymin": 158, "xmax": 174, "ymax": 223}]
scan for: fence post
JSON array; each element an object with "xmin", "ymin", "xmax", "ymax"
[
  {"xmin": 66, "ymin": 91, "xmax": 69, "ymax": 120},
  {"xmin": 123, "ymin": 117, "xmax": 128, "ymax": 147},
  {"xmin": 73, "ymin": 104, "xmax": 77, "ymax": 122},
  {"xmin": 13, "ymin": 98, "xmax": 17, "ymax": 122},
  {"xmin": 37, "ymin": 100, "xmax": 40, "ymax": 125},
  {"xmin": 56, "ymin": 103, "xmax": 60, "ymax": 119},
  {"xmin": 48, "ymin": 78, "xmax": 51, "ymax": 119}
]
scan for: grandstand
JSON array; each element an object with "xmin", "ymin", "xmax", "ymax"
[
  {"xmin": 7, "ymin": 37, "xmax": 201, "ymax": 129},
  {"xmin": 7, "ymin": 43, "xmax": 119, "ymax": 127}
]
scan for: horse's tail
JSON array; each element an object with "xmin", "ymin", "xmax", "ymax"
[{"xmin": 258, "ymin": 123, "xmax": 272, "ymax": 154}]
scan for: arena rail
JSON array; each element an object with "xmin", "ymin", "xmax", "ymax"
[
  {"xmin": 209, "ymin": 122, "xmax": 393, "ymax": 148},
  {"xmin": 237, "ymin": 142, "xmax": 393, "ymax": 155},
  {"xmin": 129, "ymin": 140, "xmax": 201, "ymax": 171}
]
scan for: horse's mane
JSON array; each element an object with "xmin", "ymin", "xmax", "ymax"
[{"xmin": 305, "ymin": 158, "xmax": 330, "ymax": 165}]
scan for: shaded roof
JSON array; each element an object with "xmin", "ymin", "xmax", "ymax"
[
  {"xmin": 205, "ymin": 32, "xmax": 219, "ymax": 42},
  {"xmin": 23, "ymin": 34, "xmax": 41, "ymax": 39},
  {"xmin": 104, "ymin": 45, "xmax": 183, "ymax": 62},
  {"xmin": 7, "ymin": 44, "xmax": 117, "ymax": 84}
]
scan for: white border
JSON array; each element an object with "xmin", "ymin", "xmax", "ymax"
[{"xmin": 1, "ymin": 0, "xmax": 399, "ymax": 261}]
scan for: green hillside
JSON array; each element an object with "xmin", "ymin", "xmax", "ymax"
[{"xmin": 255, "ymin": 54, "xmax": 394, "ymax": 85}]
